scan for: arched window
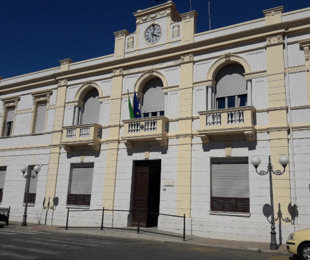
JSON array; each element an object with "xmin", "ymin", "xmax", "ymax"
[
  {"xmin": 74, "ymin": 88, "xmax": 100, "ymax": 125},
  {"xmin": 141, "ymin": 78, "xmax": 165, "ymax": 118},
  {"xmin": 215, "ymin": 64, "xmax": 247, "ymax": 109}
]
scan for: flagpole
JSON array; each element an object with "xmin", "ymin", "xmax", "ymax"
[
  {"xmin": 208, "ymin": 0, "xmax": 211, "ymax": 30},
  {"xmin": 127, "ymin": 90, "xmax": 135, "ymax": 119}
]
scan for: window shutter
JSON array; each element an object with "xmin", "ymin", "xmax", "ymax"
[
  {"xmin": 215, "ymin": 64, "xmax": 247, "ymax": 98},
  {"xmin": 141, "ymin": 78, "xmax": 164, "ymax": 114},
  {"xmin": 81, "ymin": 90, "xmax": 100, "ymax": 124},
  {"xmin": 28, "ymin": 170, "xmax": 38, "ymax": 194},
  {"xmin": 211, "ymin": 158, "xmax": 249, "ymax": 198},
  {"xmin": 69, "ymin": 163, "xmax": 94, "ymax": 194},
  {"xmin": 6, "ymin": 108, "xmax": 15, "ymax": 122},
  {"xmin": 34, "ymin": 103, "xmax": 47, "ymax": 133},
  {"xmin": 0, "ymin": 167, "xmax": 6, "ymax": 189}
]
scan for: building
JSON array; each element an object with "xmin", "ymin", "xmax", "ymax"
[{"xmin": 0, "ymin": 1, "xmax": 310, "ymax": 242}]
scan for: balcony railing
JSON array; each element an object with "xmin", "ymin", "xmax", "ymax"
[
  {"xmin": 198, "ymin": 106, "xmax": 256, "ymax": 143},
  {"xmin": 61, "ymin": 124, "xmax": 102, "ymax": 151},
  {"xmin": 122, "ymin": 116, "xmax": 168, "ymax": 148}
]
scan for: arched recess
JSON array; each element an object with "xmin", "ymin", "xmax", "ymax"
[
  {"xmin": 206, "ymin": 54, "xmax": 252, "ymax": 82},
  {"xmin": 72, "ymin": 83, "xmax": 102, "ymax": 125},
  {"xmin": 80, "ymin": 88, "xmax": 100, "ymax": 124},
  {"xmin": 75, "ymin": 82, "xmax": 103, "ymax": 103},
  {"xmin": 134, "ymin": 71, "xmax": 167, "ymax": 118},
  {"xmin": 135, "ymin": 71, "xmax": 168, "ymax": 98}
]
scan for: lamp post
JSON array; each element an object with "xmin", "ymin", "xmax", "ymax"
[
  {"xmin": 251, "ymin": 155, "xmax": 289, "ymax": 250},
  {"xmin": 21, "ymin": 165, "xmax": 41, "ymax": 226}
]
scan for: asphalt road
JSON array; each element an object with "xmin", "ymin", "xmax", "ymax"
[{"xmin": 0, "ymin": 228, "xmax": 294, "ymax": 260}]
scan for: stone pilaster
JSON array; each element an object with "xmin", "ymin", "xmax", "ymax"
[
  {"xmin": 176, "ymin": 54, "xmax": 194, "ymax": 217},
  {"xmin": 102, "ymin": 68, "xmax": 123, "ymax": 209}
]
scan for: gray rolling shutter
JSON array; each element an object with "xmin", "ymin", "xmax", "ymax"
[
  {"xmin": 215, "ymin": 64, "xmax": 246, "ymax": 98},
  {"xmin": 141, "ymin": 78, "xmax": 165, "ymax": 114},
  {"xmin": 29, "ymin": 169, "xmax": 38, "ymax": 194},
  {"xmin": 34, "ymin": 103, "xmax": 47, "ymax": 133},
  {"xmin": 81, "ymin": 89, "xmax": 100, "ymax": 124},
  {"xmin": 6, "ymin": 108, "xmax": 15, "ymax": 122},
  {"xmin": 0, "ymin": 167, "xmax": 6, "ymax": 189},
  {"xmin": 211, "ymin": 158, "xmax": 249, "ymax": 198},
  {"xmin": 69, "ymin": 163, "xmax": 94, "ymax": 194}
]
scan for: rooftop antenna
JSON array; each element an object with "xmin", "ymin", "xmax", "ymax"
[
  {"xmin": 190, "ymin": 0, "xmax": 192, "ymax": 11},
  {"xmin": 208, "ymin": 0, "xmax": 211, "ymax": 30}
]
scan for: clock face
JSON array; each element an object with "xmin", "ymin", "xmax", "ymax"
[{"xmin": 144, "ymin": 24, "xmax": 161, "ymax": 44}]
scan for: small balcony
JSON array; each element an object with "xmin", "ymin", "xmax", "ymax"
[
  {"xmin": 61, "ymin": 124, "xmax": 102, "ymax": 151},
  {"xmin": 122, "ymin": 116, "xmax": 169, "ymax": 148},
  {"xmin": 198, "ymin": 106, "xmax": 256, "ymax": 143}
]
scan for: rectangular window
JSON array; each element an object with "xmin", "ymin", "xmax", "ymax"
[
  {"xmin": 217, "ymin": 97, "xmax": 225, "ymax": 109},
  {"xmin": 67, "ymin": 163, "xmax": 94, "ymax": 206},
  {"xmin": 211, "ymin": 158, "xmax": 249, "ymax": 213},
  {"xmin": 4, "ymin": 107, "xmax": 15, "ymax": 137},
  {"xmin": 24, "ymin": 166, "xmax": 38, "ymax": 204},
  {"xmin": 34, "ymin": 102, "xmax": 47, "ymax": 133},
  {"xmin": 216, "ymin": 95, "xmax": 247, "ymax": 109},
  {"xmin": 0, "ymin": 167, "xmax": 7, "ymax": 203},
  {"xmin": 227, "ymin": 96, "xmax": 235, "ymax": 108},
  {"xmin": 238, "ymin": 94, "xmax": 247, "ymax": 107}
]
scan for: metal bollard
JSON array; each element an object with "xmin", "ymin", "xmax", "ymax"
[
  {"xmin": 65, "ymin": 208, "xmax": 70, "ymax": 230},
  {"xmin": 183, "ymin": 214, "xmax": 186, "ymax": 241},
  {"xmin": 101, "ymin": 207, "xmax": 104, "ymax": 230}
]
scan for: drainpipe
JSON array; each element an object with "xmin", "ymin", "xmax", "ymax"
[{"xmin": 284, "ymin": 31, "xmax": 297, "ymax": 230}]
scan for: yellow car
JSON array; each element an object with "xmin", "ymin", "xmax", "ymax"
[{"xmin": 287, "ymin": 229, "xmax": 310, "ymax": 260}]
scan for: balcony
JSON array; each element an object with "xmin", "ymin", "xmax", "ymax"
[
  {"xmin": 61, "ymin": 124, "xmax": 102, "ymax": 151},
  {"xmin": 198, "ymin": 106, "xmax": 256, "ymax": 143},
  {"xmin": 122, "ymin": 116, "xmax": 168, "ymax": 148}
]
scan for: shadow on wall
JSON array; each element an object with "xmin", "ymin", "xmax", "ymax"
[
  {"xmin": 43, "ymin": 196, "xmax": 59, "ymax": 225},
  {"xmin": 263, "ymin": 202, "xmax": 298, "ymax": 246}
]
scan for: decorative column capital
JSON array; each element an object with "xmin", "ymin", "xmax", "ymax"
[
  {"xmin": 266, "ymin": 34, "xmax": 283, "ymax": 46},
  {"xmin": 300, "ymin": 40, "xmax": 310, "ymax": 62},
  {"xmin": 180, "ymin": 53, "xmax": 194, "ymax": 64}
]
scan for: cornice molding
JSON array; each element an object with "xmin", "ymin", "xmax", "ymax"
[
  {"xmin": 266, "ymin": 34, "xmax": 283, "ymax": 46},
  {"xmin": 113, "ymin": 68, "xmax": 124, "ymax": 77},
  {"xmin": 1, "ymin": 95, "xmax": 20, "ymax": 107},
  {"xmin": 114, "ymin": 30, "xmax": 129, "ymax": 38},
  {"xmin": 263, "ymin": 6, "xmax": 284, "ymax": 17},
  {"xmin": 180, "ymin": 53, "xmax": 194, "ymax": 64},
  {"xmin": 134, "ymin": 1, "xmax": 181, "ymax": 24},
  {"xmin": 2, "ymin": 15, "xmax": 310, "ymax": 92},
  {"xmin": 180, "ymin": 11, "xmax": 198, "ymax": 21},
  {"xmin": 59, "ymin": 58, "xmax": 72, "ymax": 66}
]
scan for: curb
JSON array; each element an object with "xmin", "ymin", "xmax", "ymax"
[{"xmin": 2, "ymin": 222, "xmax": 290, "ymax": 256}]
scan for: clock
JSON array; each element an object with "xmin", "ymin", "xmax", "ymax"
[{"xmin": 144, "ymin": 24, "xmax": 161, "ymax": 44}]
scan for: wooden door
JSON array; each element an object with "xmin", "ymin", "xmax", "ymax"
[
  {"xmin": 132, "ymin": 165, "xmax": 149, "ymax": 227},
  {"xmin": 147, "ymin": 160, "xmax": 161, "ymax": 227}
]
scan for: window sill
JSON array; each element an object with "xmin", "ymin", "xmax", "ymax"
[
  {"xmin": 23, "ymin": 203, "xmax": 35, "ymax": 207},
  {"xmin": 66, "ymin": 205, "xmax": 90, "ymax": 209},
  {"xmin": 210, "ymin": 211, "xmax": 251, "ymax": 217}
]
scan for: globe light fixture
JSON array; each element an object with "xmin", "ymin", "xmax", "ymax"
[
  {"xmin": 21, "ymin": 165, "xmax": 41, "ymax": 226},
  {"xmin": 251, "ymin": 155, "xmax": 289, "ymax": 250}
]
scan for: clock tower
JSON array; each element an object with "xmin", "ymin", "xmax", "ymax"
[{"xmin": 113, "ymin": 1, "xmax": 198, "ymax": 59}]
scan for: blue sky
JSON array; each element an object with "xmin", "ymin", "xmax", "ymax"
[{"xmin": 1, "ymin": 0, "xmax": 310, "ymax": 79}]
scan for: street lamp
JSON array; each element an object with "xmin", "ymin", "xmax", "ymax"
[
  {"xmin": 251, "ymin": 155, "xmax": 289, "ymax": 250},
  {"xmin": 21, "ymin": 165, "xmax": 41, "ymax": 226}
]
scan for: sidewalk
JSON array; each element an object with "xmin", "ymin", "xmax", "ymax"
[{"xmin": 2, "ymin": 222, "xmax": 290, "ymax": 256}]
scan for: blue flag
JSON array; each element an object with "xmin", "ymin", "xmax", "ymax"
[{"xmin": 133, "ymin": 92, "xmax": 141, "ymax": 118}]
